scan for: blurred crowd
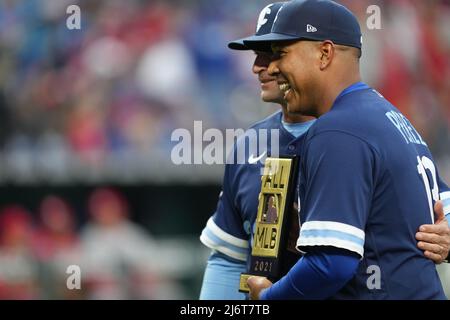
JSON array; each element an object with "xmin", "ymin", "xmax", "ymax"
[
  {"xmin": 0, "ymin": 0, "xmax": 447, "ymax": 183},
  {"xmin": 0, "ymin": 187, "xmax": 207, "ymax": 299},
  {"xmin": 342, "ymin": 0, "xmax": 450, "ymax": 182}
]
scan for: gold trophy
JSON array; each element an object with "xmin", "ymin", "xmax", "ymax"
[{"xmin": 239, "ymin": 156, "xmax": 299, "ymax": 293}]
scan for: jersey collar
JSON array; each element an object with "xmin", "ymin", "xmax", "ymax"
[{"xmin": 335, "ymin": 82, "xmax": 370, "ymax": 102}]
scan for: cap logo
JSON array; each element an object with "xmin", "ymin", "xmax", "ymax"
[
  {"xmin": 306, "ymin": 24, "xmax": 317, "ymax": 33},
  {"xmin": 256, "ymin": 4, "xmax": 273, "ymax": 32},
  {"xmin": 272, "ymin": 4, "xmax": 284, "ymax": 26}
]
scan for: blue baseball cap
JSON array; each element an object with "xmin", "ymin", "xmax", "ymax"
[
  {"xmin": 228, "ymin": 2, "xmax": 285, "ymax": 51},
  {"xmin": 243, "ymin": 0, "xmax": 362, "ymax": 51}
]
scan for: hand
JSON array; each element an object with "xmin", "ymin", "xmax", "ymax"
[
  {"xmin": 416, "ymin": 201, "xmax": 450, "ymax": 264},
  {"xmin": 247, "ymin": 276, "xmax": 273, "ymax": 300}
]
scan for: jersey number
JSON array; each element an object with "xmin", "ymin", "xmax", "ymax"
[{"xmin": 417, "ymin": 156, "xmax": 439, "ymax": 223}]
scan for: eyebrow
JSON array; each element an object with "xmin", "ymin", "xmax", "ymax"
[
  {"xmin": 271, "ymin": 44, "xmax": 282, "ymax": 53},
  {"xmin": 272, "ymin": 41, "xmax": 291, "ymax": 51}
]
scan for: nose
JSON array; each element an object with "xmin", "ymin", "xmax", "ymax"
[
  {"xmin": 268, "ymin": 60, "xmax": 280, "ymax": 77},
  {"xmin": 252, "ymin": 62, "xmax": 265, "ymax": 75},
  {"xmin": 252, "ymin": 56, "xmax": 267, "ymax": 75}
]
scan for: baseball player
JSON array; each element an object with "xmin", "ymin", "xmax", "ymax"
[
  {"xmin": 200, "ymin": 1, "xmax": 450, "ymax": 300},
  {"xmin": 244, "ymin": 0, "xmax": 449, "ymax": 299}
]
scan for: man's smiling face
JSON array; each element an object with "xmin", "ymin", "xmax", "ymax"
[
  {"xmin": 252, "ymin": 51, "xmax": 285, "ymax": 105},
  {"xmin": 269, "ymin": 40, "xmax": 322, "ymax": 116}
]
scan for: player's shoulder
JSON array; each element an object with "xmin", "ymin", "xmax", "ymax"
[
  {"xmin": 308, "ymin": 88, "xmax": 391, "ymax": 138},
  {"xmin": 226, "ymin": 111, "xmax": 281, "ymax": 165},
  {"xmin": 233, "ymin": 110, "xmax": 281, "ymax": 147},
  {"xmin": 247, "ymin": 110, "xmax": 282, "ymax": 131}
]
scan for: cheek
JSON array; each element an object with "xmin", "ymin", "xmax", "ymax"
[
  {"xmin": 263, "ymin": 81, "xmax": 281, "ymax": 93},
  {"xmin": 286, "ymin": 61, "xmax": 302, "ymax": 87},
  {"xmin": 291, "ymin": 60, "xmax": 313, "ymax": 88}
]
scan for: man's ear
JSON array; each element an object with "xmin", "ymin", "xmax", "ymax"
[{"xmin": 319, "ymin": 41, "xmax": 334, "ymax": 70}]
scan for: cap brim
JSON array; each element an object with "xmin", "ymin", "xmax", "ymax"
[
  {"xmin": 243, "ymin": 33, "xmax": 301, "ymax": 52},
  {"xmin": 228, "ymin": 32, "xmax": 299, "ymax": 51},
  {"xmin": 227, "ymin": 38, "xmax": 249, "ymax": 50}
]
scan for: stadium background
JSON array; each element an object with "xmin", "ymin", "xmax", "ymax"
[{"xmin": 0, "ymin": 0, "xmax": 448, "ymax": 299}]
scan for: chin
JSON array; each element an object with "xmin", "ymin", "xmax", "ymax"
[
  {"xmin": 261, "ymin": 95, "xmax": 276, "ymax": 103},
  {"xmin": 261, "ymin": 93, "xmax": 282, "ymax": 103}
]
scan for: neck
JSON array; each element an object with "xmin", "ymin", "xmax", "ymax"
[
  {"xmin": 280, "ymin": 103, "xmax": 315, "ymax": 123},
  {"xmin": 316, "ymin": 75, "xmax": 361, "ymax": 117}
]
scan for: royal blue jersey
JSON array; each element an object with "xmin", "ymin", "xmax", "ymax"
[
  {"xmin": 200, "ymin": 111, "xmax": 312, "ymax": 262},
  {"xmin": 297, "ymin": 83, "xmax": 447, "ymax": 299}
]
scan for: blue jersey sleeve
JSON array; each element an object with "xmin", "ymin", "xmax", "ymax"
[
  {"xmin": 199, "ymin": 252, "xmax": 247, "ymax": 300},
  {"xmin": 298, "ymin": 131, "xmax": 376, "ymax": 258},
  {"xmin": 438, "ymin": 177, "xmax": 450, "ymax": 222},
  {"xmin": 260, "ymin": 247, "xmax": 360, "ymax": 300},
  {"xmin": 200, "ymin": 162, "xmax": 250, "ymax": 261}
]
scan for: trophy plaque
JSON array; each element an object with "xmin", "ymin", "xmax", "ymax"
[{"xmin": 239, "ymin": 156, "xmax": 299, "ymax": 293}]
